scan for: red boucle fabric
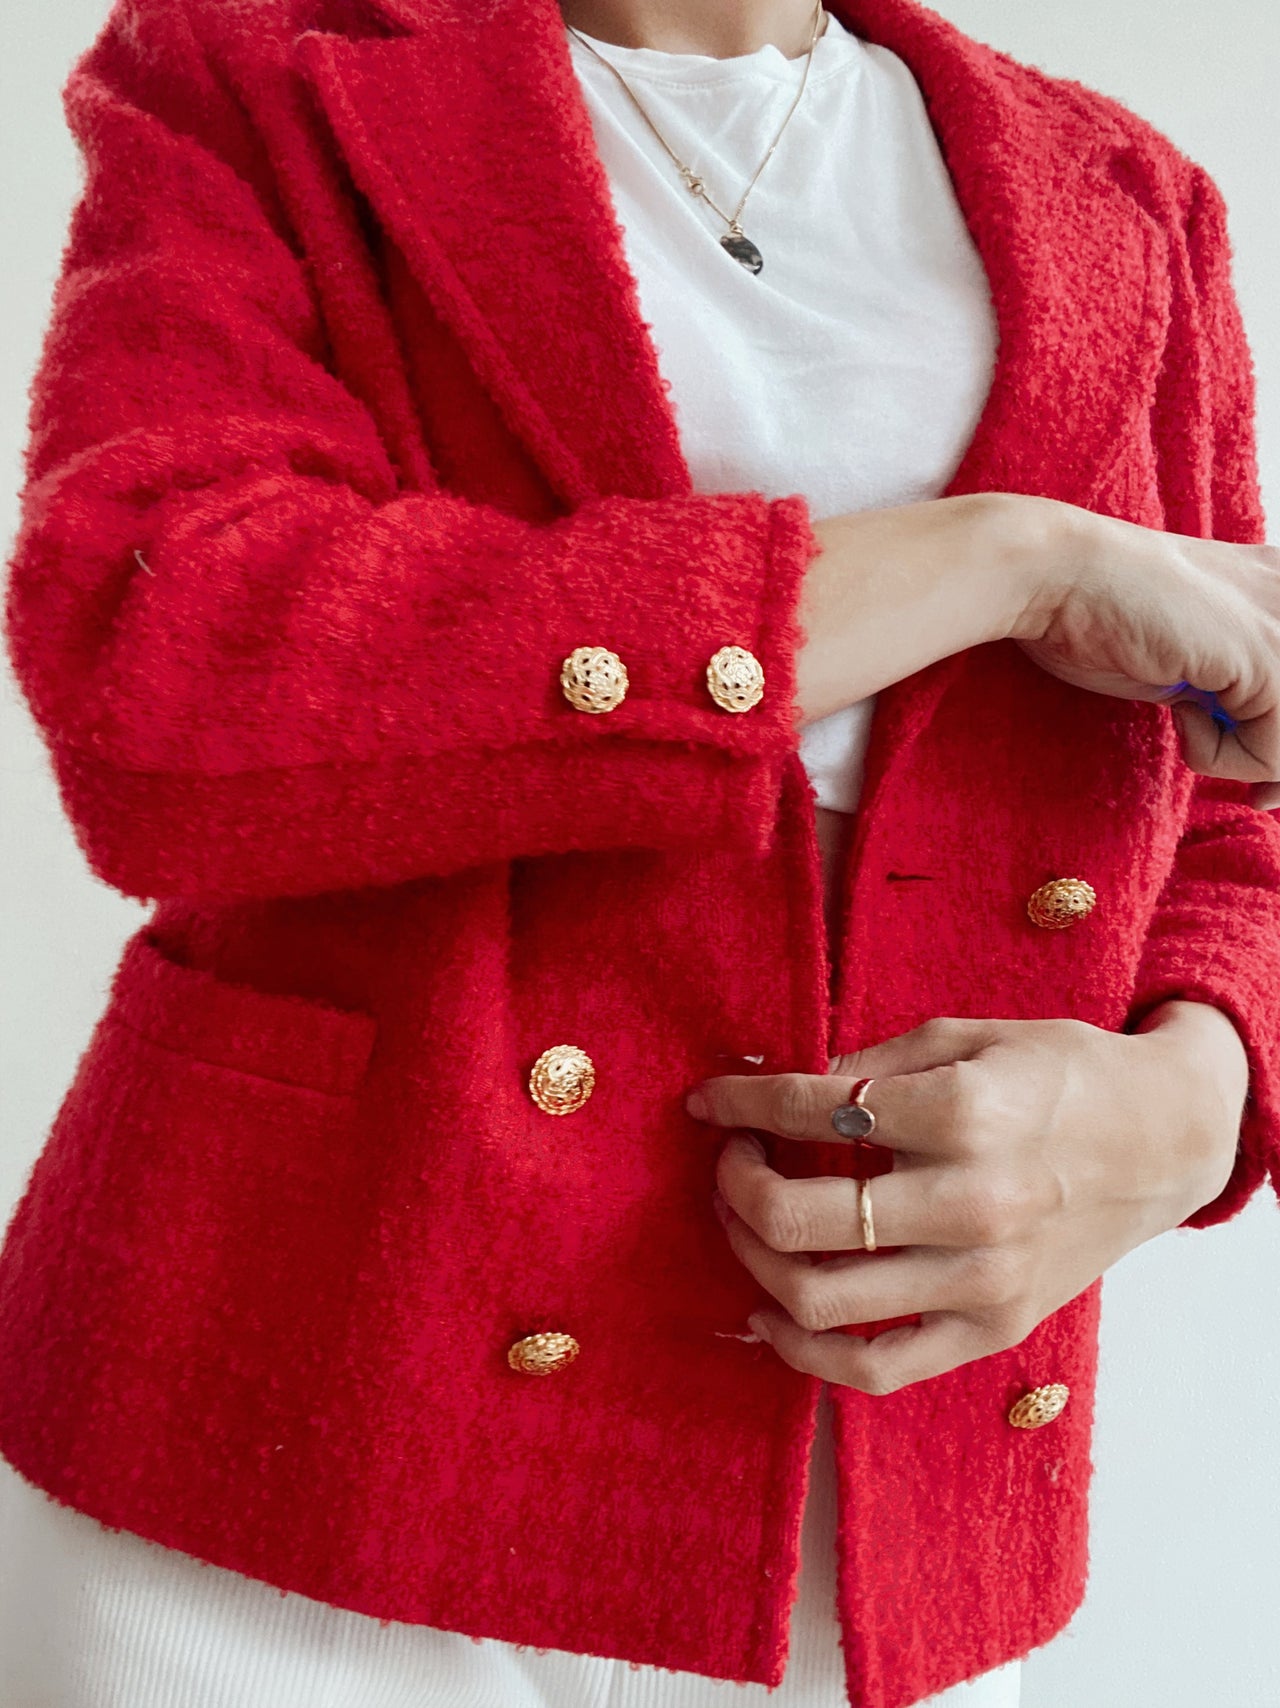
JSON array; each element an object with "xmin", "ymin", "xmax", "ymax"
[{"xmin": 1, "ymin": 1, "xmax": 1277, "ymax": 1705}]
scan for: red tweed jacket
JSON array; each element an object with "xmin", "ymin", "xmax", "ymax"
[{"xmin": 2, "ymin": 0, "xmax": 1278, "ymax": 1704}]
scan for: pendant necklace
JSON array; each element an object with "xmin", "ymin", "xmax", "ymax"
[{"xmin": 567, "ymin": 0, "xmax": 826, "ymax": 275}]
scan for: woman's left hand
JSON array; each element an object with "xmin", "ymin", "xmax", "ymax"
[{"xmin": 685, "ymin": 1001, "xmax": 1248, "ymax": 1394}]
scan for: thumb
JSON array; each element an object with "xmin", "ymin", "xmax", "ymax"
[{"xmin": 828, "ymin": 1017, "xmax": 992, "ymax": 1082}]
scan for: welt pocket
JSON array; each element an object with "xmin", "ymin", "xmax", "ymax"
[{"xmin": 104, "ymin": 927, "xmax": 379, "ymax": 1098}]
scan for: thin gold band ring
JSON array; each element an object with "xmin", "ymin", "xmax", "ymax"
[{"xmin": 858, "ymin": 1176, "xmax": 877, "ymax": 1253}]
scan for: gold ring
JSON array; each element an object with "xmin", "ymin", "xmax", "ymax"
[
  {"xmin": 830, "ymin": 1076, "xmax": 876, "ymax": 1140},
  {"xmin": 858, "ymin": 1176, "xmax": 877, "ymax": 1252}
]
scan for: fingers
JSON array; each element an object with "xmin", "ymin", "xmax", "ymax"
[
  {"xmin": 746, "ymin": 1310, "xmax": 1001, "ymax": 1396},
  {"xmin": 716, "ymin": 1130, "xmax": 972, "ymax": 1249},
  {"xmin": 1174, "ymin": 700, "xmax": 1280, "ymax": 786},
  {"xmin": 689, "ymin": 1021, "xmax": 994, "ymax": 1160},
  {"xmin": 716, "ymin": 1202, "xmax": 994, "ymax": 1330}
]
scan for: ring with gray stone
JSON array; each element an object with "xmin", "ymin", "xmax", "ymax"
[{"xmin": 830, "ymin": 1076, "xmax": 877, "ymax": 1140}]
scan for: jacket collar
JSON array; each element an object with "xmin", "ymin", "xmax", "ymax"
[{"xmin": 291, "ymin": 0, "xmax": 1171, "ymax": 772}]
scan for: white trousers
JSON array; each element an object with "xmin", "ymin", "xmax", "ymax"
[{"xmin": 0, "ymin": 1390, "xmax": 1021, "ymax": 1708}]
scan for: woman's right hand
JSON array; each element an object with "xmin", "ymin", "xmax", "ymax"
[
  {"xmin": 1011, "ymin": 499, "xmax": 1280, "ymax": 807},
  {"xmin": 796, "ymin": 492, "xmax": 1280, "ymax": 809}
]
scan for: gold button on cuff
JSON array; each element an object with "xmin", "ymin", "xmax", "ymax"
[
  {"xmin": 1008, "ymin": 1383, "xmax": 1070, "ymax": 1429},
  {"xmin": 528, "ymin": 1044, "xmax": 595, "ymax": 1115},
  {"xmin": 706, "ymin": 645, "xmax": 765, "ymax": 713},
  {"xmin": 1027, "ymin": 878, "xmax": 1096, "ymax": 930},
  {"xmin": 560, "ymin": 646, "xmax": 628, "ymax": 713},
  {"xmin": 508, "ymin": 1332, "xmax": 581, "ymax": 1376}
]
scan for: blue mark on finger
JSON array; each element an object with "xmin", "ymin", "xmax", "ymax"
[{"xmin": 1157, "ymin": 681, "xmax": 1239, "ymax": 733}]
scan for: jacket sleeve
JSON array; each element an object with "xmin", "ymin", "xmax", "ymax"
[
  {"xmin": 1126, "ymin": 161, "xmax": 1280, "ymax": 1227},
  {"xmin": 2, "ymin": 0, "xmax": 817, "ymax": 905}
]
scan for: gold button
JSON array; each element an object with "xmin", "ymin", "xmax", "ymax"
[
  {"xmin": 560, "ymin": 647, "xmax": 628, "ymax": 713},
  {"xmin": 528, "ymin": 1044, "xmax": 595, "ymax": 1115},
  {"xmin": 508, "ymin": 1332, "xmax": 581, "ymax": 1375},
  {"xmin": 1027, "ymin": 878, "xmax": 1096, "ymax": 930},
  {"xmin": 706, "ymin": 645, "xmax": 765, "ymax": 713},
  {"xmin": 1008, "ymin": 1383, "xmax": 1070, "ymax": 1429}
]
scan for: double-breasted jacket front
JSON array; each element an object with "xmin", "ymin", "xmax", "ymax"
[{"xmin": 1, "ymin": 1, "xmax": 1278, "ymax": 1705}]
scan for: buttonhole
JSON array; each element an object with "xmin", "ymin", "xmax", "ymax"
[{"xmin": 885, "ymin": 872, "xmax": 936, "ymax": 883}]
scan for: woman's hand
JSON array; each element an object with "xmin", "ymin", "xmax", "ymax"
[
  {"xmin": 685, "ymin": 1000, "xmax": 1248, "ymax": 1395},
  {"xmin": 1013, "ymin": 501, "xmax": 1280, "ymax": 807},
  {"xmin": 798, "ymin": 493, "xmax": 1280, "ymax": 807}
]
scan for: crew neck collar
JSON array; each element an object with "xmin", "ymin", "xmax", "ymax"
[{"xmin": 565, "ymin": 9, "xmax": 857, "ymax": 85}]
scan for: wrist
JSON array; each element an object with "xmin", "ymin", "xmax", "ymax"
[
  {"xmin": 994, "ymin": 492, "xmax": 1090, "ymax": 646},
  {"xmin": 1132, "ymin": 1000, "xmax": 1249, "ymax": 1215},
  {"xmin": 944, "ymin": 490, "xmax": 1062, "ymax": 646}
]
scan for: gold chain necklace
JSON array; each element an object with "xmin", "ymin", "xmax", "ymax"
[{"xmin": 567, "ymin": 1, "xmax": 826, "ymax": 275}]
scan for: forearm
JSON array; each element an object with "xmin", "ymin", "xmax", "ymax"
[
  {"xmin": 796, "ymin": 490, "xmax": 1280, "ymax": 809},
  {"xmin": 793, "ymin": 491, "xmax": 1046, "ymax": 726}
]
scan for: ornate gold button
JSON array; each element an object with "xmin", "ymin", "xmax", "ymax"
[
  {"xmin": 528, "ymin": 1044, "xmax": 595, "ymax": 1115},
  {"xmin": 1008, "ymin": 1383, "xmax": 1070, "ymax": 1429},
  {"xmin": 560, "ymin": 647, "xmax": 628, "ymax": 713},
  {"xmin": 706, "ymin": 645, "xmax": 765, "ymax": 713},
  {"xmin": 1027, "ymin": 878, "xmax": 1096, "ymax": 930},
  {"xmin": 508, "ymin": 1332, "xmax": 581, "ymax": 1376}
]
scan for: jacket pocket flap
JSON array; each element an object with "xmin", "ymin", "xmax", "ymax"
[{"xmin": 106, "ymin": 928, "xmax": 378, "ymax": 1097}]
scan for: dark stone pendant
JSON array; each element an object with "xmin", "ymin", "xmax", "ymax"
[{"xmin": 720, "ymin": 230, "xmax": 764, "ymax": 274}]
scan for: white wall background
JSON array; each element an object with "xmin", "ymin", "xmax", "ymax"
[{"xmin": 2, "ymin": 3, "xmax": 1277, "ymax": 1704}]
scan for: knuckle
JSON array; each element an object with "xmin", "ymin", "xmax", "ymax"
[
  {"xmin": 757, "ymin": 1187, "xmax": 811, "ymax": 1254},
  {"xmin": 985, "ymin": 1301, "xmax": 1039, "ymax": 1352},
  {"xmin": 916, "ymin": 1016, "xmax": 966, "ymax": 1054},
  {"xmin": 923, "ymin": 1060, "xmax": 992, "ymax": 1159},
  {"xmin": 952, "ymin": 1163, "xmax": 1036, "ymax": 1245},
  {"xmin": 1054, "ymin": 1016, "xmax": 1098, "ymax": 1051},
  {"xmin": 786, "ymin": 1273, "xmax": 839, "ymax": 1335},
  {"xmin": 946, "ymin": 1058, "xmax": 994, "ymax": 1142},
  {"xmin": 963, "ymin": 1247, "xmax": 1025, "ymax": 1310},
  {"xmin": 772, "ymin": 1073, "xmax": 823, "ymax": 1138},
  {"xmin": 841, "ymin": 1354, "xmax": 902, "ymax": 1397},
  {"xmin": 955, "ymin": 1180, "xmax": 1017, "ymax": 1247}
]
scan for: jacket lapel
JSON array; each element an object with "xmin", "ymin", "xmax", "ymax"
[
  {"xmin": 293, "ymin": 0, "xmax": 693, "ymax": 507},
  {"xmin": 834, "ymin": 0, "xmax": 1172, "ymax": 509}
]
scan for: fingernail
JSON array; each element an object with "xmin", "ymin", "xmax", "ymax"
[
  {"xmin": 711, "ymin": 1189, "xmax": 732, "ymax": 1226},
  {"xmin": 686, "ymin": 1088, "xmax": 710, "ymax": 1120},
  {"xmin": 747, "ymin": 1314, "xmax": 772, "ymax": 1343}
]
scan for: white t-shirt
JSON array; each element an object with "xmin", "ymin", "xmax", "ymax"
[
  {"xmin": 569, "ymin": 9, "xmax": 998, "ymax": 811},
  {"xmin": 0, "ymin": 15, "xmax": 1019, "ymax": 1708}
]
